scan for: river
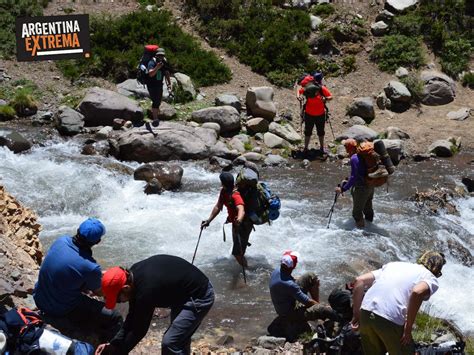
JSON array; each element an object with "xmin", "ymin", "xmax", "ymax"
[{"xmin": 1, "ymin": 140, "xmax": 473, "ymax": 345}]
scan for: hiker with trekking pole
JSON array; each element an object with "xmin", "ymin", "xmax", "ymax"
[
  {"xmin": 295, "ymin": 71, "xmax": 333, "ymax": 157},
  {"xmin": 201, "ymin": 172, "xmax": 252, "ymax": 275}
]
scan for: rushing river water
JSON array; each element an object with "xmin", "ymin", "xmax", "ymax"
[{"xmin": 1, "ymin": 141, "xmax": 473, "ymax": 344}]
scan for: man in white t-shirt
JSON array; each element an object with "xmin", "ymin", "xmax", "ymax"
[{"xmin": 351, "ymin": 251, "xmax": 446, "ymax": 355}]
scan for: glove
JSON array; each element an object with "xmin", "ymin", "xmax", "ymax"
[{"xmin": 201, "ymin": 220, "xmax": 210, "ymax": 229}]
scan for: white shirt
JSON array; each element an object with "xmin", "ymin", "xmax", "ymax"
[{"xmin": 361, "ymin": 262, "xmax": 439, "ymax": 326}]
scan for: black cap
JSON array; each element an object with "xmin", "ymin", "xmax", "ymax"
[{"xmin": 219, "ymin": 172, "xmax": 234, "ymax": 193}]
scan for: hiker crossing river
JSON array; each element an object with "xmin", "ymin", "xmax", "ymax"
[{"xmin": 0, "ymin": 142, "xmax": 473, "ymax": 345}]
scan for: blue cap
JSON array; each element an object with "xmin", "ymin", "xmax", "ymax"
[
  {"xmin": 78, "ymin": 218, "xmax": 106, "ymax": 243},
  {"xmin": 312, "ymin": 71, "xmax": 324, "ymax": 83}
]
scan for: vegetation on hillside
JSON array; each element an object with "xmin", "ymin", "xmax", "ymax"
[{"xmin": 57, "ymin": 9, "xmax": 231, "ymax": 87}]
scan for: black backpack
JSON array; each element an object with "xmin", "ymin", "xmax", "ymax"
[{"xmin": 303, "ymin": 80, "xmax": 323, "ymax": 99}]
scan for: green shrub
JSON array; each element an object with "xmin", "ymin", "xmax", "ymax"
[
  {"xmin": 57, "ymin": 10, "xmax": 231, "ymax": 87},
  {"xmin": 462, "ymin": 72, "xmax": 474, "ymax": 89},
  {"xmin": 172, "ymin": 85, "xmax": 194, "ymax": 104},
  {"xmin": 370, "ymin": 35, "xmax": 425, "ymax": 72},
  {"xmin": 60, "ymin": 93, "xmax": 83, "ymax": 109},
  {"xmin": 439, "ymin": 38, "xmax": 472, "ymax": 78},
  {"xmin": 244, "ymin": 142, "xmax": 253, "ymax": 151},
  {"xmin": 0, "ymin": 0, "xmax": 44, "ymax": 57},
  {"xmin": 11, "ymin": 87, "xmax": 38, "ymax": 116},
  {"xmin": 342, "ymin": 55, "xmax": 357, "ymax": 74},
  {"xmin": 267, "ymin": 68, "xmax": 301, "ymax": 88},
  {"xmin": 400, "ymin": 73, "xmax": 424, "ymax": 104},
  {"xmin": 0, "ymin": 105, "xmax": 16, "ymax": 121},
  {"xmin": 311, "ymin": 4, "xmax": 335, "ymax": 17},
  {"xmin": 391, "ymin": 13, "xmax": 423, "ymax": 37}
]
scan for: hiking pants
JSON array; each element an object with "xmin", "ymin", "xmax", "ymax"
[
  {"xmin": 231, "ymin": 217, "xmax": 254, "ymax": 257},
  {"xmin": 351, "ymin": 185, "xmax": 375, "ymax": 223},
  {"xmin": 162, "ymin": 281, "xmax": 215, "ymax": 355},
  {"xmin": 360, "ymin": 310, "xmax": 415, "ymax": 355},
  {"xmin": 147, "ymin": 84, "xmax": 163, "ymax": 108},
  {"xmin": 304, "ymin": 113, "xmax": 326, "ymax": 137}
]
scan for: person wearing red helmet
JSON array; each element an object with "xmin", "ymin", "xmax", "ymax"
[
  {"xmin": 33, "ymin": 218, "xmax": 122, "ymax": 341},
  {"xmin": 268, "ymin": 251, "xmax": 338, "ymax": 341},
  {"xmin": 95, "ymin": 255, "xmax": 214, "ymax": 355}
]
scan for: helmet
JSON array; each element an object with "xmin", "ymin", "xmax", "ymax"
[
  {"xmin": 312, "ymin": 71, "xmax": 324, "ymax": 83},
  {"xmin": 78, "ymin": 218, "xmax": 106, "ymax": 244}
]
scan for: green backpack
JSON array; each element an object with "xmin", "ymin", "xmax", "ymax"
[{"xmin": 303, "ymin": 81, "xmax": 322, "ymax": 99}]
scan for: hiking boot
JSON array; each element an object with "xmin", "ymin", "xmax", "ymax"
[
  {"xmin": 368, "ymin": 166, "xmax": 389, "ymax": 179},
  {"xmin": 152, "ymin": 119, "xmax": 160, "ymax": 127},
  {"xmin": 355, "ymin": 219, "xmax": 365, "ymax": 229}
]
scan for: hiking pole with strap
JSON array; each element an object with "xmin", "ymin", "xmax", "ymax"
[
  {"xmin": 299, "ymin": 99, "xmax": 304, "ymax": 136},
  {"xmin": 191, "ymin": 227, "xmax": 204, "ymax": 265},
  {"xmin": 236, "ymin": 231, "xmax": 247, "ymax": 284},
  {"xmin": 324, "ymin": 103, "xmax": 336, "ymax": 140},
  {"xmin": 326, "ymin": 185, "xmax": 340, "ymax": 229}
]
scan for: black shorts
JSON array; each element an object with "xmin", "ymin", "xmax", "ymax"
[
  {"xmin": 231, "ymin": 218, "xmax": 254, "ymax": 256},
  {"xmin": 147, "ymin": 84, "xmax": 163, "ymax": 109},
  {"xmin": 304, "ymin": 113, "xmax": 326, "ymax": 137}
]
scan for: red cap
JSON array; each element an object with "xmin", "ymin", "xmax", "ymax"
[
  {"xmin": 281, "ymin": 250, "xmax": 299, "ymax": 269},
  {"xmin": 102, "ymin": 267, "xmax": 127, "ymax": 309}
]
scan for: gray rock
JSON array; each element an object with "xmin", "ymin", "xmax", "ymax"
[
  {"xmin": 371, "ymin": 21, "xmax": 389, "ymax": 36},
  {"xmin": 336, "ymin": 144, "xmax": 347, "ymax": 158},
  {"xmin": 263, "ymin": 132, "xmax": 289, "ymax": 149},
  {"xmin": 384, "ymin": 81, "xmax": 412, "ymax": 103},
  {"xmin": 36, "ymin": 111, "xmax": 53, "ymax": 121},
  {"xmin": 385, "ymin": 126, "xmax": 410, "ymax": 140},
  {"xmin": 209, "ymin": 156, "xmax": 233, "ymax": 170},
  {"xmin": 395, "ymin": 67, "xmax": 409, "ymax": 78},
  {"xmin": 144, "ymin": 178, "xmax": 163, "ymax": 195},
  {"xmin": 246, "ymin": 117, "xmax": 270, "ymax": 135},
  {"xmin": 0, "ymin": 130, "xmax": 32, "ymax": 153},
  {"xmin": 229, "ymin": 137, "xmax": 246, "ymax": 153},
  {"xmin": 0, "ymin": 99, "xmax": 7, "ymax": 106},
  {"xmin": 157, "ymin": 102, "xmax": 177, "ymax": 121},
  {"xmin": 346, "ymin": 97, "xmax": 375, "ymax": 123},
  {"xmin": 380, "ymin": 139, "xmax": 405, "ymax": 165},
  {"xmin": 233, "ymin": 155, "xmax": 248, "ymax": 166},
  {"xmin": 337, "ymin": 125, "xmax": 378, "ymax": 142},
  {"xmin": 420, "ymin": 71, "xmax": 456, "ymax": 106},
  {"xmin": 376, "ymin": 9, "xmax": 395, "ymax": 23},
  {"xmin": 263, "ymin": 154, "xmax": 288, "ymax": 167},
  {"xmin": 234, "ymin": 134, "xmax": 250, "ymax": 144},
  {"xmin": 257, "ymin": 336, "xmax": 286, "ymax": 349},
  {"xmin": 268, "ymin": 122, "xmax": 301, "ymax": 144},
  {"xmin": 428, "ymin": 140, "xmax": 454, "ymax": 157},
  {"xmin": 79, "ymin": 87, "xmax": 143, "ymax": 126},
  {"xmin": 215, "ymin": 94, "xmax": 241, "ymax": 113},
  {"xmin": 56, "ymin": 106, "xmax": 85, "ymax": 136},
  {"xmin": 252, "ymin": 146, "xmax": 262, "ymax": 153},
  {"xmin": 349, "ymin": 116, "xmax": 367, "ymax": 126},
  {"xmin": 246, "ymin": 87, "xmax": 277, "ymax": 121},
  {"xmin": 117, "ymin": 79, "xmax": 150, "ymax": 98},
  {"xmin": 310, "ymin": 15, "xmax": 322, "ymax": 30},
  {"xmin": 202, "ymin": 122, "xmax": 221, "ymax": 135},
  {"xmin": 242, "ymin": 152, "xmax": 265, "ymax": 162},
  {"xmin": 174, "ymin": 72, "xmax": 196, "ymax": 99},
  {"xmin": 191, "ymin": 106, "xmax": 241, "ymax": 134},
  {"xmin": 447, "ymin": 107, "xmax": 471, "ymax": 121},
  {"xmin": 386, "ymin": 0, "xmax": 418, "ymax": 13},
  {"xmin": 376, "ymin": 92, "xmax": 391, "ymax": 110},
  {"xmin": 134, "ymin": 162, "xmax": 184, "ymax": 190},
  {"xmin": 255, "ymin": 133, "xmax": 264, "ymax": 141},
  {"xmin": 211, "ymin": 141, "xmax": 240, "ymax": 160},
  {"xmin": 96, "ymin": 126, "xmax": 113, "ymax": 139},
  {"xmin": 434, "ymin": 332, "xmax": 457, "ymax": 344}
]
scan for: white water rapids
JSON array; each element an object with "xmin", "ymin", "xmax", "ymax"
[{"xmin": 1, "ymin": 142, "xmax": 473, "ymax": 339}]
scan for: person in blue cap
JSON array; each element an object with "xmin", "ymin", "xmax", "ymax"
[{"xmin": 33, "ymin": 218, "xmax": 122, "ymax": 341}]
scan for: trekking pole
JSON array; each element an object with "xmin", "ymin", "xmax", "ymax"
[
  {"xmin": 191, "ymin": 227, "xmax": 204, "ymax": 265},
  {"xmin": 236, "ymin": 232, "xmax": 247, "ymax": 284},
  {"xmin": 298, "ymin": 99, "xmax": 304, "ymax": 135},
  {"xmin": 326, "ymin": 186, "xmax": 340, "ymax": 229},
  {"xmin": 325, "ymin": 104, "xmax": 336, "ymax": 141}
]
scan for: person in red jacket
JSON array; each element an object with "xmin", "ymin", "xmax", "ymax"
[
  {"xmin": 201, "ymin": 172, "xmax": 252, "ymax": 267},
  {"xmin": 296, "ymin": 72, "xmax": 333, "ymax": 155}
]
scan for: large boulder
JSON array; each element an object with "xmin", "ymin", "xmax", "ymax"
[
  {"xmin": 310, "ymin": 15, "xmax": 322, "ymax": 30},
  {"xmin": 210, "ymin": 141, "xmax": 240, "ymax": 160},
  {"xmin": 215, "ymin": 94, "xmax": 241, "ymax": 113},
  {"xmin": 269, "ymin": 122, "xmax": 302, "ymax": 144},
  {"xmin": 191, "ymin": 106, "xmax": 241, "ymax": 134},
  {"xmin": 157, "ymin": 102, "xmax": 177, "ymax": 121},
  {"xmin": 79, "ymin": 87, "xmax": 144, "ymax": 126},
  {"xmin": 113, "ymin": 122, "xmax": 218, "ymax": 162},
  {"xmin": 174, "ymin": 72, "xmax": 196, "ymax": 100},
  {"xmin": 380, "ymin": 139, "xmax": 405, "ymax": 165},
  {"xmin": 428, "ymin": 139, "xmax": 455, "ymax": 157},
  {"xmin": 384, "ymin": 126, "xmax": 410, "ymax": 140},
  {"xmin": 385, "ymin": 0, "xmax": 418, "ymax": 13},
  {"xmin": 376, "ymin": 10, "xmax": 395, "ymax": 23},
  {"xmin": 384, "ymin": 81, "xmax": 411, "ymax": 103},
  {"xmin": 263, "ymin": 132, "xmax": 289, "ymax": 149},
  {"xmin": 420, "ymin": 71, "xmax": 456, "ymax": 106},
  {"xmin": 246, "ymin": 117, "xmax": 269, "ymax": 135},
  {"xmin": 337, "ymin": 125, "xmax": 378, "ymax": 142},
  {"xmin": 246, "ymin": 87, "xmax": 277, "ymax": 121},
  {"xmin": 371, "ymin": 21, "xmax": 389, "ymax": 36},
  {"xmin": 229, "ymin": 137, "xmax": 246, "ymax": 153},
  {"xmin": 0, "ymin": 130, "xmax": 32, "ymax": 153},
  {"xmin": 242, "ymin": 152, "xmax": 265, "ymax": 162},
  {"xmin": 55, "ymin": 106, "xmax": 85, "ymax": 136},
  {"xmin": 346, "ymin": 97, "xmax": 375, "ymax": 123},
  {"xmin": 117, "ymin": 79, "xmax": 149, "ymax": 98},
  {"xmin": 134, "ymin": 162, "xmax": 184, "ymax": 190},
  {"xmin": 263, "ymin": 154, "xmax": 288, "ymax": 167}
]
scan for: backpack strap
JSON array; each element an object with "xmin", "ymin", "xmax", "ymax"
[{"xmin": 17, "ymin": 307, "xmax": 43, "ymax": 335}]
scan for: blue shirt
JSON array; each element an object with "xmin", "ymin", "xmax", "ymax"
[
  {"xmin": 269, "ymin": 268, "xmax": 310, "ymax": 316},
  {"xmin": 33, "ymin": 236, "xmax": 102, "ymax": 316},
  {"xmin": 342, "ymin": 154, "xmax": 367, "ymax": 192}
]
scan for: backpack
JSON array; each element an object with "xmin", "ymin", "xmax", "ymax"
[
  {"xmin": 356, "ymin": 141, "xmax": 388, "ymax": 187},
  {"xmin": 236, "ymin": 168, "xmax": 281, "ymax": 225},
  {"xmin": 303, "ymin": 81, "xmax": 322, "ymax": 99},
  {"xmin": 137, "ymin": 44, "xmax": 159, "ymax": 86}
]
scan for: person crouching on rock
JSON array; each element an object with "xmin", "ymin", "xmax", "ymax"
[
  {"xmin": 335, "ymin": 138, "xmax": 374, "ymax": 229},
  {"xmin": 201, "ymin": 172, "xmax": 254, "ymax": 267},
  {"xmin": 33, "ymin": 218, "xmax": 123, "ymax": 341},
  {"xmin": 95, "ymin": 254, "xmax": 215, "ymax": 355},
  {"xmin": 267, "ymin": 251, "xmax": 339, "ymax": 342}
]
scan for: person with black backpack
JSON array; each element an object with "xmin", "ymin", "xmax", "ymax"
[
  {"xmin": 296, "ymin": 71, "xmax": 333, "ymax": 156},
  {"xmin": 138, "ymin": 45, "xmax": 173, "ymax": 136}
]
